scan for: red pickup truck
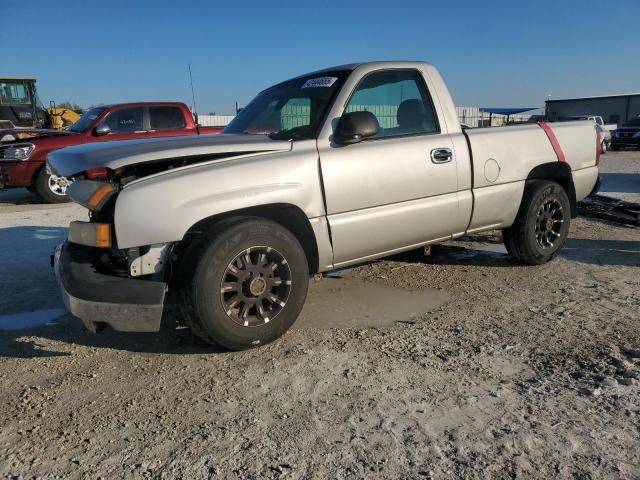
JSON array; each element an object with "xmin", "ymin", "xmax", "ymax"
[{"xmin": 0, "ymin": 102, "xmax": 221, "ymax": 202}]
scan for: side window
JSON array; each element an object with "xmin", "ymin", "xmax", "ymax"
[
  {"xmin": 104, "ymin": 107, "xmax": 144, "ymax": 133},
  {"xmin": 149, "ymin": 106, "xmax": 187, "ymax": 130},
  {"xmin": 345, "ymin": 70, "xmax": 438, "ymax": 138},
  {"xmin": 280, "ymin": 98, "xmax": 310, "ymax": 130}
]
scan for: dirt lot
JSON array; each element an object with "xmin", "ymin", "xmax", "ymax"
[{"xmin": 0, "ymin": 151, "xmax": 638, "ymax": 479}]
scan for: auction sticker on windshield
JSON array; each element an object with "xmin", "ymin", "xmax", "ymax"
[{"xmin": 301, "ymin": 77, "xmax": 338, "ymax": 88}]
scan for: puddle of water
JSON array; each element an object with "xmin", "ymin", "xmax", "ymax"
[
  {"xmin": 0, "ymin": 308, "xmax": 66, "ymax": 330},
  {"xmin": 294, "ymin": 277, "xmax": 450, "ymax": 330}
]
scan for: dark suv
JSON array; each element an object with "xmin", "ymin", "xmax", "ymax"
[{"xmin": 611, "ymin": 117, "xmax": 640, "ymax": 150}]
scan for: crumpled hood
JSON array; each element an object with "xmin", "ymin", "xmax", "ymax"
[{"xmin": 48, "ymin": 134, "xmax": 292, "ymax": 177}]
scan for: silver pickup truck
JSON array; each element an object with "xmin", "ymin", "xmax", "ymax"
[{"xmin": 49, "ymin": 61, "xmax": 600, "ymax": 350}]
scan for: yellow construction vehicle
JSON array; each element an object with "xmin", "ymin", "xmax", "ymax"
[
  {"xmin": 0, "ymin": 77, "xmax": 81, "ymax": 132},
  {"xmin": 48, "ymin": 101, "xmax": 81, "ymax": 130}
]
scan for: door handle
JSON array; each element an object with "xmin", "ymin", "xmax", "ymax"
[{"xmin": 431, "ymin": 147, "xmax": 453, "ymax": 164}]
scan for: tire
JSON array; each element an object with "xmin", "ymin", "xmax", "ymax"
[
  {"xmin": 178, "ymin": 218, "xmax": 309, "ymax": 350},
  {"xmin": 34, "ymin": 168, "xmax": 71, "ymax": 203},
  {"xmin": 502, "ymin": 180, "xmax": 571, "ymax": 265}
]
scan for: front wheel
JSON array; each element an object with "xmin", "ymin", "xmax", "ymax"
[
  {"xmin": 503, "ymin": 180, "xmax": 571, "ymax": 265},
  {"xmin": 34, "ymin": 168, "xmax": 71, "ymax": 203},
  {"xmin": 178, "ymin": 218, "xmax": 309, "ymax": 350}
]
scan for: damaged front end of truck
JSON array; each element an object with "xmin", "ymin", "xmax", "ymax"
[{"xmin": 48, "ymin": 134, "xmax": 293, "ymax": 333}]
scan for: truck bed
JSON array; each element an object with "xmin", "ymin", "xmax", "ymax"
[{"xmin": 463, "ymin": 120, "xmax": 599, "ymax": 232}]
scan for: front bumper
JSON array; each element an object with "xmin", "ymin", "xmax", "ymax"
[
  {"xmin": 611, "ymin": 137, "xmax": 640, "ymax": 147},
  {"xmin": 0, "ymin": 161, "xmax": 42, "ymax": 188},
  {"xmin": 53, "ymin": 242, "xmax": 166, "ymax": 332}
]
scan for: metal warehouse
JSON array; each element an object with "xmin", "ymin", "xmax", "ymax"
[{"xmin": 545, "ymin": 93, "xmax": 640, "ymax": 127}]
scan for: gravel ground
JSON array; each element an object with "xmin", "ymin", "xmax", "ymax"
[{"xmin": 0, "ymin": 151, "xmax": 638, "ymax": 479}]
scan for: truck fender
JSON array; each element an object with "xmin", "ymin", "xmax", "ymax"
[
  {"xmin": 112, "ymin": 153, "xmax": 332, "ymax": 272},
  {"xmin": 176, "ymin": 203, "xmax": 322, "ymax": 274},
  {"xmin": 525, "ymin": 162, "xmax": 577, "ymax": 217}
]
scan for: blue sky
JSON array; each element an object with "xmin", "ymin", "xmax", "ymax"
[{"xmin": 3, "ymin": 0, "xmax": 639, "ymax": 114}]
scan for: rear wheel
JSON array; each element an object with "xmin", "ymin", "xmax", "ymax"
[
  {"xmin": 178, "ymin": 218, "xmax": 309, "ymax": 350},
  {"xmin": 34, "ymin": 168, "xmax": 71, "ymax": 203},
  {"xmin": 503, "ymin": 180, "xmax": 571, "ymax": 265}
]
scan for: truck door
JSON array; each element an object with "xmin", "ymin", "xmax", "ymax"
[{"xmin": 318, "ymin": 69, "xmax": 464, "ymax": 265}]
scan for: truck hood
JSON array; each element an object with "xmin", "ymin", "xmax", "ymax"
[
  {"xmin": 0, "ymin": 128, "xmax": 78, "ymax": 143},
  {"xmin": 48, "ymin": 134, "xmax": 292, "ymax": 177}
]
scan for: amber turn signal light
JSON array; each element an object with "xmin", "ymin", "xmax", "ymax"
[
  {"xmin": 68, "ymin": 221, "xmax": 112, "ymax": 249},
  {"xmin": 88, "ymin": 185, "xmax": 116, "ymax": 210}
]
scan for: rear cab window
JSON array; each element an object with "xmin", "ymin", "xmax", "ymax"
[{"xmin": 149, "ymin": 106, "xmax": 187, "ymax": 130}]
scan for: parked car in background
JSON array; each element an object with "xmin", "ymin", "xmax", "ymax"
[
  {"xmin": 0, "ymin": 102, "xmax": 221, "ymax": 202},
  {"xmin": 49, "ymin": 61, "xmax": 600, "ymax": 350},
  {"xmin": 595, "ymin": 124, "xmax": 611, "ymax": 153},
  {"xmin": 561, "ymin": 115, "xmax": 617, "ymax": 131},
  {"xmin": 558, "ymin": 116, "xmax": 611, "ymax": 153},
  {"xmin": 611, "ymin": 117, "xmax": 640, "ymax": 150}
]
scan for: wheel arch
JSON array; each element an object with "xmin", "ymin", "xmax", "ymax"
[
  {"xmin": 176, "ymin": 203, "xmax": 320, "ymax": 274},
  {"xmin": 526, "ymin": 162, "xmax": 577, "ymax": 217},
  {"xmin": 30, "ymin": 162, "xmax": 45, "ymax": 187}
]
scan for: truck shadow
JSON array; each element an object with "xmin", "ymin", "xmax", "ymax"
[
  {"xmin": 0, "ymin": 224, "xmax": 221, "ymax": 358},
  {"xmin": 0, "ymin": 227, "xmax": 637, "ymax": 358},
  {"xmin": 599, "ymin": 172, "xmax": 640, "ymax": 195},
  {"xmin": 561, "ymin": 238, "xmax": 640, "ymax": 267},
  {"xmin": 0, "ymin": 188, "xmax": 46, "ymax": 206},
  {"xmin": 0, "ymin": 307, "xmax": 223, "ymax": 359},
  {"xmin": 386, "ymin": 238, "xmax": 517, "ymax": 268},
  {"xmin": 386, "ymin": 236, "xmax": 640, "ymax": 268}
]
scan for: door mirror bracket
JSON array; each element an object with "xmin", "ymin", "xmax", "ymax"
[
  {"xmin": 95, "ymin": 123, "xmax": 111, "ymax": 136},
  {"xmin": 334, "ymin": 111, "xmax": 379, "ymax": 145}
]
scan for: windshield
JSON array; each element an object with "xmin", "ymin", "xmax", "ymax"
[
  {"xmin": 623, "ymin": 118, "xmax": 640, "ymax": 127},
  {"xmin": 69, "ymin": 107, "xmax": 107, "ymax": 133},
  {"xmin": 223, "ymin": 70, "xmax": 350, "ymax": 140}
]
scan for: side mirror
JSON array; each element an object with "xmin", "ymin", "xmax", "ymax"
[
  {"xmin": 95, "ymin": 123, "xmax": 111, "ymax": 136},
  {"xmin": 334, "ymin": 111, "xmax": 379, "ymax": 145}
]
